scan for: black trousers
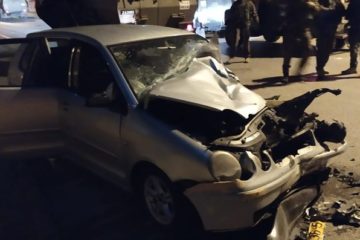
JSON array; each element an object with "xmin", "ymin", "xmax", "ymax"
[
  {"xmin": 348, "ymin": 28, "xmax": 360, "ymax": 69},
  {"xmin": 316, "ymin": 26, "xmax": 337, "ymax": 71},
  {"xmin": 282, "ymin": 29, "xmax": 312, "ymax": 77},
  {"xmin": 226, "ymin": 24, "xmax": 251, "ymax": 58}
]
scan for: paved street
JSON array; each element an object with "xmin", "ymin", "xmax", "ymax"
[{"xmin": 1, "ymin": 28, "xmax": 360, "ymax": 239}]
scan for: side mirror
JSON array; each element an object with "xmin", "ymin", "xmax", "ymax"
[
  {"xmin": 86, "ymin": 82, "xmax": 116, "ymax": 107},
  {"xmin": 86, "ymin": 92, "xmax": 112, "ymax": 107},
  {"xmin": 85, "ymin": 82, "xmax": 129, "ymax": 115}
]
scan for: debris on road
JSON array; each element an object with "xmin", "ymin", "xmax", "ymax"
[
  {"xmin": 302, "ymin": 168, "xmax": 360, "ymax": 228},
  {"xmin": 330, "ymin": 168, "xmax": 360, "ymax": 187},
  {"xmin": 305, "ymin": 200, "xmax": 360, "ymax": 227}
]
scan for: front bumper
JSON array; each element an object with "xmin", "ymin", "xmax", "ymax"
[{"xmin": 184, "ymin": 141, "xmax": 347, "ymax": 231}]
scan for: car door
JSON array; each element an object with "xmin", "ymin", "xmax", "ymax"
[
  {"xmin": 0, "ymin": 38, "xmax": 63, "ymax": 159},
  {"xmin": 59, "ymin": 42, "xmax": 129, "ymax": 182}
]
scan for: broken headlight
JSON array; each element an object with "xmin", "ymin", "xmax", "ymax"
[{"xmin": 210, "ymin": 151, "xmax": 241, "ymax": 181}]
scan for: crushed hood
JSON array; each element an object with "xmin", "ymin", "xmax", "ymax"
[{"xmin": 147, "ymin": 57, "xmax": 266, "ymax": 119}]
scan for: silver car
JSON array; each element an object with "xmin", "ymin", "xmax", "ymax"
[{"xmin": 0, "ymin": 25, "xmax": 346, "ymax": 234}]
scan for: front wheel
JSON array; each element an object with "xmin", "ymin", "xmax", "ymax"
[
  {"xmin": 137, "ymin": 168, "xmax": 202, "ymax": 231},
  {"xmin": 143, "ymin": 173, "xmax": 176, "ymax": 225}
]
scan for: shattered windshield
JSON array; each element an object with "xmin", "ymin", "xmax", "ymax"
[{"xmin": 109, "ymin": 35, "xmax": 211, "ymax": 98}]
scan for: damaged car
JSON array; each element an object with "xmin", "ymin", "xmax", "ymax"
[{"xmin": 0, "ymin": 25, "xmax": 346, "ymax": 235}]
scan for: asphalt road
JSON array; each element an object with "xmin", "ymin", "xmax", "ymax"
[
  {"xmin": 1, "ymin": 24, "xmax": 360, "ymax": 239},
  {"xmin": 1, "ymin": 157, "xmax": 279, "ymax": 240}
]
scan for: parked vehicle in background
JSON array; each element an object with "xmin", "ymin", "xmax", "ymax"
[
  {"xmin": 193, "ymin": 0, "xmax": 232, "ymax": 34},
  {"xmin": 193, "ymin": 0, "xmax": 349, "ymax": 49},
  {"xmin": 117, "ymin": 0, "xmax": 197, "ymax": 30},
  {"xmin": 0, "ymin": 0, "xmax": 27, "ymax": 17}
]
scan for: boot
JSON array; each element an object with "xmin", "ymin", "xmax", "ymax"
[
  {"xmin": 317, "ymin": 68, "xmax": 329, "ymax": 81},
  {"xmin": 282, "ymin": 65, "xmax": 290, "ymax": 83},
  {"xmin": 317, "ymin": 68, "xmax": 329, "ymax": 75},
  {"xmin": 341, "ymin": 67, "xmax": 357, "ymax": 75}
]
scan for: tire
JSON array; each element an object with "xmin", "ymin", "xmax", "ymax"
[
  {"xmin": 142, "ymin": 171, "xmax": 176, "ymax": 225},
  {"xmin": 334, "ymin": 38, "xmax": 345, "ymax": 50},
  {"xmin": 137, "ymin": 167, "xmax": 202, "ymax": 231},
  {"xmin": 263, "ymin": 32, "xmax": 280, "ymax": 42},
  {"xmin": 258, "ymin": 0, "xmax": 282, "ymax": 43}
]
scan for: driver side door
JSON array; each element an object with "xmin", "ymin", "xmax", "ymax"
[{"xmin": 59, "ymin": 42, "xmax": 129, "ymax": 183}]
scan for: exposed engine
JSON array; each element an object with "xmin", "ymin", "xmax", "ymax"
[{"xmin": 145, "ymin": 88, "xmax": 346, "ymax": 174}]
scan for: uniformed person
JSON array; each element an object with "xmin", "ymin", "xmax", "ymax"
[
  {"xmin": 315, "ymin": 0, "xmax": 345, "ymax": 80},
  {"xmin": 282, "ymin": 0, "xmax": 320, "ymax": 82},
  {"xmin": 341, "ymin": 0, "xmax": 360, "ymax": 75},
  {"xmin": 227, "ymin": 0, "xmax": 259, "ymax": 63}
]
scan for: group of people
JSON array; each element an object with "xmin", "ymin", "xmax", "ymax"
[{"xmin": 227, "ymin": 0, "xmax": 360, "ymax": 82}]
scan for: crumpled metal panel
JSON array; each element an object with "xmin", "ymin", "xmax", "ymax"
[
  {"xmin": 148, "ymin": 57, "xmax": 266, "ymax": 119},
  {"xmin": 267, "ymin": 186, "xmax": 319, "ymax": 240}
]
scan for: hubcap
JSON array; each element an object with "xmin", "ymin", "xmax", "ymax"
[{"xmin": 143, "ymin": 175, "xmax": 175, "ymax": 225}]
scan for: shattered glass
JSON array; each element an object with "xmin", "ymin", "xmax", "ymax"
[{"xmin": 110, "ymin": 35, "xmax": 216, "ymax": 97}]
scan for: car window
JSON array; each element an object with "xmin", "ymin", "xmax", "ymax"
[
  {"xmin": 71, "ymin": 44, "xmax": 127, "ymax": 112},
  {"xmin": 22, "ymin": 38, "xmax": 72, "ymax": 88},
  {"xmin": 109, "ymin": 35, "xmax": 213, "ymax": 98},
  {"xmin": 0, "ymin": 42, "xmax": 26, "ymax": 87},
  {"xmin": 73, "ymin": 44, "xmax": 115, "ymax": 98}
]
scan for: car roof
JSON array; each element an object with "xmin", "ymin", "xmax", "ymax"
[{"xmin": 27, "ymin": 24, "xmax": 195, "ymax": 46}]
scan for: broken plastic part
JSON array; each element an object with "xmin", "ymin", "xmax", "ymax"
[
  {"xmin": 267, "ymin": 186, "xmax": 319, "ymax": 240},
  {"xmin": 315, "ymin": 120, "xmax": 346, "ymax": 143},
  {"xmin": 275, "ymin": 88, "xmax": 342, "ymax": 120}
]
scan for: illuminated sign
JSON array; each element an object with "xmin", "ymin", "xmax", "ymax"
[{"xmin": 179, "ymin": 0, "xmax": 190, "ymax": 10}]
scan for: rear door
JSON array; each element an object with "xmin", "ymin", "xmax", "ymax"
[{"xmin": 0, "ymin": 38, "xmax": 63, "ymax": 159}]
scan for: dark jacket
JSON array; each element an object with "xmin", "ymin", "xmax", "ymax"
[
  {"xmin": 316, "ymin": 0, "xmax": 345, "ymax": 30},
  {"xmin": 283, "ymin": 0, "xmax": 321, "ymax": 35},
  {"xmin": 346, "ymin": 0, "xmax": 360, "ymax": 29},
  {"xmin": 229, "ymin": 0, "xmax": 259, "ymax": 27}
]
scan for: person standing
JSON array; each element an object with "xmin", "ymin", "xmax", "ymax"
[
  {"xmin": 0, "ymin": 0, "xmax": 6, "ymax": 16},
  {"xmin": 281, "ymin": 0, "xmax": 320, "ymax": 82},
  {"xmin": 341, "ymin": 0, "xmax": 360, "ymax": 75},
  {"xmin": 315, "ymin": 0, "xmax": 345, "ymax": 80},
  {"xmin": 227, "ymin": 0, "xmax": 259, "ymax": 63}
]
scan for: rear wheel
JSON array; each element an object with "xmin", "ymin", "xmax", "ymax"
[
  {"xmin": 258, "ymin": 0, "xmax": 282, "ymax": 43},
  {"xmin": 334, "ymin": 38, "xmax": 346, "ymax": 50},
  {"xmin": 263, "ymin": 32, "xmax": 280, "ymax": 42}
]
